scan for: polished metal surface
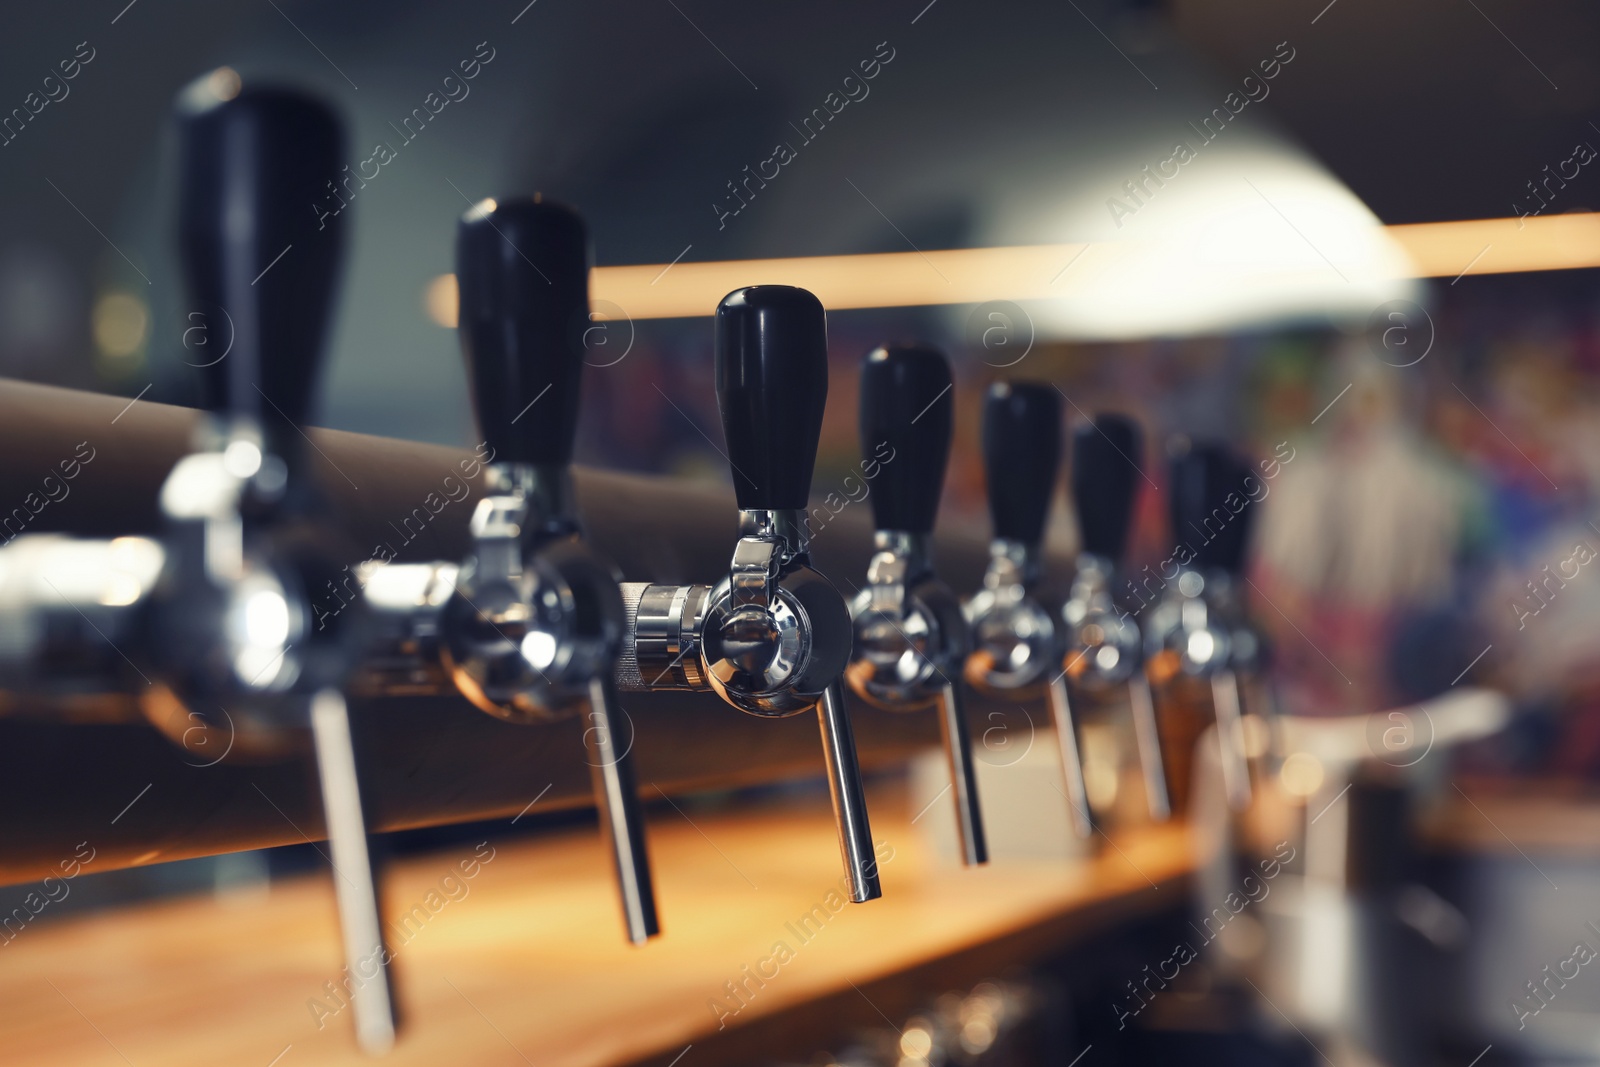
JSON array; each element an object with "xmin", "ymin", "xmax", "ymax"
[
  {"xmin": 585, "ymin": 675, "xmax": 659, "ymax": 943},
  {"xmin": 1060, "ymin": 552, "xmax": 1169, "ymax": 823},
  {"xmin": 1047, "ymin": 674, "xmax": 1094, "ymax": 839},
  {"xmin": 310, "ymin": 688, "xmax": 398, "ymax": 1056},
  {"xmin": 965, "ymin": 539, "xmax": 1058, "ymax": 696},
  {"xmin": 1127, "ymin": 674, "xmax": 1171, "ymax": 821},
  {"xmin": 1145, "ymin": 566, "xmax": 1255, "ymax": 812},
  {"xmin": 816, "ymin": 681, "xmax": 882, "ymax": 902},
  {"xmin": 846, "ymin": 529, "xmax": 986, "ymax": 867},
  {"xmin": 1210, "ymin": 670, "xmax": 1254, "ymax": 811},
  {"xmin": 0, "ymin": 379, "xmax": 1037, "ymax": 887},
  {"xmin": 1059, "ymin": 554, "xmax": 1141, "ymax": 689},
  {"xmin": 616, "ymin": 582, "xmax": 712, "ymax": 691},
  {"xmin": 936, "ymin": 683, "xmax": 988, "ymax": 866}
]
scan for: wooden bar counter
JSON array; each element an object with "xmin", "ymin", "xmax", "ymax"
[{"xmin": 0, "ymin": 796, "xmax": 1195, "ymax": 1066}]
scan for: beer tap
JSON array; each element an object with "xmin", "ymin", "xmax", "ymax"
[
  {"xmin": 1145, "ymin": 442, "xmax": 1259, "ymax": 812},
  {"xmin": 358, "ymin": 196, "xmax": 659, "ymax": 943},
  {"xmin": 159, "ymin": 81, "xmax": 399, "ymax": 1052},
  {"xmin": 615, "ymin": 286, "xmax": 881, "ymax": 902},
  {"xmin": 1061, "ymin": 414, "xmax": 1170, "ymax": 821},
  {"xmin": 844, "ymin": 345, "xmax": 987, "ymax": 866},
  {"xmin": 0, "ymin": 79, "xmax": 399, "ymax": 1051},
  {"xmin": 963, "ymin": 382, "xmax": 1093, "ymax": 840}
]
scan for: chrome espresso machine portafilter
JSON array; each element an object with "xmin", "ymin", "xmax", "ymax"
[
  {"xmin": 355, "ymin": 196, "xmax": 659, "ymax": 944},
  {"xmin": 1145, "ymin": 441, "xmax": 1264, "ymax": 812},
  {"xmin": 1060, "ymin": 414, "xmax": 1171, "ymax": 822},
  {"xmin": 614, "ymin": 286, "xmax": 882, "ymax": 903},
  {"xmin": 963, "ymin": 382, "xmax": 1094, "ymax": 840},
  {"xmin": 844, "ymin": 344, "xmax": 987, "ymax": 866},
  {"xmin": 0, "ymin": 80, "xmax": 400, "ymax": 1051}
]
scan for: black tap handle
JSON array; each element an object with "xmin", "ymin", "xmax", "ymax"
[
  {"xmin": 714, "ymin": 286, "xmax": 828, "ymax": 512},
  {"xmin": 1169, "ymin": 441, "xmax": 1254, "ymax": 574},
  {"xmin": 456, "ymin": 197, "xmax": 589, "ymax": 466},
  {"xmin": 1071, "ymin": 413, "xmax": 1142, "ymax": 562},
  {"xmin": 981, "ymin": 381, "xmax": 1061, "ymax": 545},
  {"xmin": 176, "ymin": 79, "xmax": 344, "ymax": 460},
  {"xmin": 859, "ymin": 344, "xmax": 952, "ymax": 535}
]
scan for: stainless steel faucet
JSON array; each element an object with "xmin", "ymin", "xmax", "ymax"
[
  {"xmin": 963, "ymin": 382, "xmax": 1093, "ymax": 840},
  {"xmin": 0, "ymin": 79, "xmax": 400, "ymax": 1052},
  {"xmin": 844, "ymin": 344, "xmax": 987, "ymax": 866},
  {"xmin": 615, "ymin": 286, "xmax": 882, "ymax": 903},
  {"xmin": 1059, "ymin": 414, "xmax": 1171, "ymax": 822},
  {"xmin": 357, "ymin": 197, "xmax": 659, "ymax": 943},
  {"xmin": 1144, "ymin": 441, "xmax": 1262, "ymax": 812}
]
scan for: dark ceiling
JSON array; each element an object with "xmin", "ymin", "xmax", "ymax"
[{"xmin": 1170, "ymin": 0, "xmax": 1600, "ymax": 224}]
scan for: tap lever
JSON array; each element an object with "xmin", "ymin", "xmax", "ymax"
[
  {"xmin": 1070, "ymin": 413, "xmax": 1141, "ymax": 563},
  {"xmin": 981, "ymin": 382, "xmax": 1061, "ymax": 548},
  {"xmin": 1162, "ymin": 440, "xmax": 1261, "ymax": 811},
  {"xmin": 1065, "ymin": 413, "xmax": 1171, "ymax": 821},
  {"xmin": 937, "ymin": 682, "xmax": 988, "ymax": 864},
  {"xmin": 176, "ymin": 80, "xmax": 345, "ymax": 470},
  {"xmin": 715, "ymin": 286, "xmax": 829, "ymax": 513},
  {"xmin": 1128, "ymin": 673, "xmax": 1171, "ymax": 821},
  {"xmin": 1047, "ymin": 675, "xmax": 1094, "ymax": 839},
  {"xmin": 859, "ymin": 344, "xmax": 953, "ymax": 539},
  {"xmin": 585, "ymin": 676, "xmax": 659, "ymax": 942},
  {"xmin": 1170, "ymin": 442, "xmax": 1254, "ymax": 576},
  {"xmin": 446, "ymin": 197, "xmax": 661, "ymax": 942},
  {"xmin": 850, "ymin": 344, "xmax": 987, "ymax": 866},
  {"xmin": 456, "ymin": 197, "xmax": 588, "ymax": 470},
  {"xmin": 309, "ymin": 689, "xmax": 398, "ymax": 1056},
  {"xmin": 818, "ymin": 682, "xmax": 882, "ymax": 901}
]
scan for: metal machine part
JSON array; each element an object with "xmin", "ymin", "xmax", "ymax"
[
  {"xmin": 614, "ymin": 286, "xmax": 882, "ymax": 903},
  {"xmin": 1061, "ymin": 414, "xmax": 1170, "ymax": 822},
  {"xmin": 0, "ymin": 78, "xmax": 400, "ymax": 1052},
  {"xmin": 963, "ymin": 382, "xmax": 1092, "ymax": 840},
  {"xmin": 359, "ymin": 197, "xmax": 659, "ymax": 945},
  {"xmin": 1144, "ymin": 442, "xmax": 1264, "ymax": 813},
  {"xmin": 845, "ymin": 344, "xmax": 986, "ymax": 867}
]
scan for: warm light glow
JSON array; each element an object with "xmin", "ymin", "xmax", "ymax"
[
  {"xmin": 206, "ymin": 66, "xmax": 241, "ymax": 102},
  {"xmin": 425, "ymin": 273, "xmax": 458, "ymax": 328},
  {"xmin": 420, "ymin": 210, "xmax": 1599, "ymax": 332},
  {"xmin": 1388, "ymin": 212, "xmax": 1600, "ymax": 279},
  {"xmin": 899, "ymin": 1026, "xmax": 933, "ymax": 1060},
  {"xmin": 92, "ymin": 292, "xmax": 149, "ymax": 358},
  {"xmin": 1280, "ymin": 751, "xmax": 1325, "ymax": 797}
]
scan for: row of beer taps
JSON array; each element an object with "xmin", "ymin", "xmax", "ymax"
[{"xmin": 0, "ymin": 80, "xmax": 1270, "ymax": 1053}]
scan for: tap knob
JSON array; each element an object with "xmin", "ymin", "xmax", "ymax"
[
  {"xmin": 176, "ymin": 79, "xmax": 344, "ymax": 476},
  {"xmin": 848, "ymin": 345, "xmax": 986, "ymax": 866},
  {"xmin": 858, "ymin": 344, "xmax": 951, "ymax": 537},
  {"xmin": 1170, "ymin": 442, "xmax": 1254, "ymax": 578},
  {"xmin": 169, "ymin": 77, "xmax": 397, "ymax": 1052},
  {"xmin": 447, "ymin": 196, "xmax": 658, "ymax": 943},
  {"xmin": 982, "ymin": 381, "xmax": 1061, "ymax": 549},
  {"xmin": 1071, "ymin": 414, "xmax": 1140, "ymax": 566},
  {"xmin": 715, "ymin": 286, "xmax": 830, "ymax": 512},
  {"xmin": 1064, "ymin": 414, "xmax": 1168, "ymax": 820},
  {"xmin": 456, "ymin": 196, "xmax": 587, "ymax": 468}
]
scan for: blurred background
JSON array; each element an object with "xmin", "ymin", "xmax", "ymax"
[{"xmin": 4, "ymin": 1, "xmax": 1600, "ymax": 1065}]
